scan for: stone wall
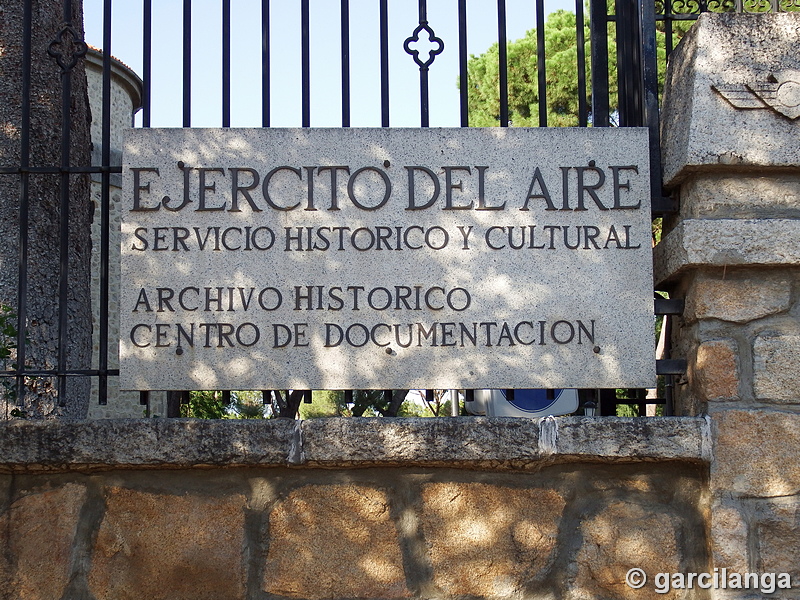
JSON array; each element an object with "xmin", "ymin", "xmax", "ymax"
[
  {"xmin": 0, "ymin": 0, "xmax": 93, "ymax": 418},
  {"xmin": 657, "ymin": 12, "xmax": 800, "ymax": 600},
  {"xmin": 0, "ymin": 417, "xmax": 710, "ymax": 600}
]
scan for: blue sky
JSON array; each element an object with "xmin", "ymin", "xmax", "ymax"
[{"xmin": 83, "ymin": 0, "xmax": 575, "ymax": 128}]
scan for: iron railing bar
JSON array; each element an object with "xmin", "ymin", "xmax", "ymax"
[
  {"xmin": 418, "ymin": 0, "xmax": 430, "ymax": 127},
  {"xmin": 98, "ymin": 0, "xmax": 112, "ymax": 405},
  {"xmin": 655, "ymin": 13, "xmax": 705, "ymax": 20},
  {"xmin": 654, "ymin": 297, "xmax": 684, "ymax": 315},
  {"xmin": 497, "ymin": 0, "xmax": 509, "ymax": 127},
  {"xmin": 636, "ymin": 389, "xmax": 647, "ymax": 417},
  {"xmin": 5, "ymin": 0, "xmax": 704, "ymax": 413},
  {"xmin": 56, "ymin": 0, "xmax": 75, "ymax": 403},
  {"xmin": 0, "ymin": 369, "xmax": 119, "ymax": 378},
  {"xmin": 0, "ymin": 166, "xmax": 122, "ymax": 174},
  {"xmin": 598, "ymin": 388, "xmax": 617, "ymax": 416},
  {"xmin": 641, "ymin": 0, "xmax": 676, "ymax": 214},
  {"xmin": 576, "ymin": 0, "xmax": 589, "ymax": 127},
  {"xmin": 663, "ymin": 313, "xmax": 675, "ymax": 416},
  {"xmin": 222, "ymin": 0, "xmax": 231, "ymax": 127},
  {"xmin": 142, "ymin": 0, "xmax": 152, "ymax": 127},
  {"xmin": 458, "ymin": 0, "xmax": 469, "ymax": 127},
  {"xmin": 616, "ymin": 0, "xmax": 632, "ymax": 125},
  {"xmin": 341, "ymin": 0, "xmax": 351, "ymax": 127},
  {"xmin": 262, "ymin": 0, "xmax": 270, "ymax": 127},
  {"xmin": 0, "ymin": 369, "xmax": 121, "ymax": 377},
  {"xmin": 301, "ymin": 0, "xmax": 310, "ymax": 127},
  {"xmin": 656, "ymin": 359, "xmax": 687, "ymax": 376},
  {"xmin": 183, "ymin": 0, "xmax": 191, "ymax": 127},
  {"xmin": 616, "ymin": 398, "xmax": 668, "ymax": 405},
  {"xmin": 621, "ymin": 0, "xmax": 643, "ymax": 126},
  {"xmin": 379, "ymin": 0, "xmax": 389, "ymax": 127},
  {"xmin": 535, "ymin": 0, "xmax": 547, "ymax": 126},
  {"xmin": 15, "ymin": 0, "xmax": 33, "ymax": 407},
  {"xmin": 589, "ymin": 0, "xmax": 610, "ymax": 126},
  {"xmin": 632, "ymin": 0, "xmax": 645, "ymax": 125},
  {"xmin": 664, "ymin": 0, "xmax": 674, "ymax": 58},
  {"xmin": 166, "ymin": 391, "xmax": 183, "ymax": 417},
  {"xmin": 419, "ymin": 71, "xmax": 431, "ymax": 127}
]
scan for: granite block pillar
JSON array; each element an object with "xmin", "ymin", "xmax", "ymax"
[{"xmin": 657, "ymin": 12, "xmax": 800, "ymax": 598}]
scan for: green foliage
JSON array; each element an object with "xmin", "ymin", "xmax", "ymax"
[
  {"xmin": 302, "ymin": 390, "xmax": 395, "ymax": 418},
  {"xmin": 397, "ymin": 400, "xmax": 434, "ymax": 418},
  {"xmin": 297, "ymin": 390, "xmax": 448, "ymax": 419},
  {"xmin": 180, "ymin": 389, "xmax": 433, "ymax": 420},
  {"xmin": 616, "ymin": 402, "xmax": 638, "ymax": 417},
  {"xmin": 464, "ymin": 10, "xmax": 600, "ymax": 127},
  {"xmin": 228, "ymin": 391, "xmax": 269, "ymax": 419},
  {"xmin": 737, "ymin": 0, "xmax": 800, "ymax": 12},
  {"xmin": 397, "ymin": 394, "xmax": 444, "ymax": 417},
  {"xmin": 462, "ymin": 5, "xmax": 697, "ymax": 127},
  {"xmin": 0, "ymin": 304, "xmax": 18, "ymax": 361},
  {"xmin": 615, "ymin": 402, "xmax": 664, "ymax": 417},
  {"xmin": 299, "ymin": 390, "xmax": 344, "ymax": 418},
  {"xmin": 181, "ymin": 391, "xmax": 228, "ymax": 419},
  {"xmin": 180, "ymin": 390, "xmax": 269, "ymax": 419},
  {"xmin": 349, "ymin": 390, "xmax": 391, "ymax": 417},
  {"xmin": 0, "ymin": 304, "xmax": 21, "ymax": 408},
  {"xmin": 414, "ymin": 389, "xmax": 455, "ymax": 417}
]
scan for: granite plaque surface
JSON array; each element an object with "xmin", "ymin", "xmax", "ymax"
[{"xmin": 121, "ymin": 128, "xmax": 655, "ymax": 390}]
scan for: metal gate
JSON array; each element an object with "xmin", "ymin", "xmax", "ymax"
[{"xmin": 1, "ymin": 0, "xmax": 791, "ymax": 419}]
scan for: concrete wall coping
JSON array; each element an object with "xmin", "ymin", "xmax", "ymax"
[{"xmin": 0, "ymin": 416, "xmax": 711, "ymax": 472}]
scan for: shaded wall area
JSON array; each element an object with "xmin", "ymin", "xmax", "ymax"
[{"xmin": 0, "ymin": 417, "xmax": 710, "ymax": 600}]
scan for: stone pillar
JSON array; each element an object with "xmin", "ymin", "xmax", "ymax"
[
  {"xmin": 0, "ymin": 1, "xmax": 93, "ymax": 418},
  {"xmin": 657, "ymin": 13, "xmax": 800, "ymax": 597}
]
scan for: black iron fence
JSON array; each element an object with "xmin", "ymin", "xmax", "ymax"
[{"xmin": 1, "ymin": 0, "xmax": 796, "ymax": 419}]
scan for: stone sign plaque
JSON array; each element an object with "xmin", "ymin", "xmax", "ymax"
[{"xmin": 121, "ymin": 128, "xmax": 655, "ymax": 390}]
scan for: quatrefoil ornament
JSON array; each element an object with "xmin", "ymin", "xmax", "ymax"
[
  {"xmin": 403, "ymin": 21, "xmax": 444, "ymax": 70},
  {"xmin": 48, "ymin": 23, "xmax": 88, "ymax": 73}
]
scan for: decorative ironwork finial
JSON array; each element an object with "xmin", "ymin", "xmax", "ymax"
[
  {"xmin": 403, "ymin": 21, "xmax": 444, "ymax": 71},
  {"xmin": 47, "ymin": 23, "xmax": 88, "ymax": 73}
]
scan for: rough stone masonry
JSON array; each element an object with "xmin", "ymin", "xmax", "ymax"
[
  {"xmin": 0, "ymin": 417, "xmax": 710, "ymax": 600},
  {"xmin": 657, "ymin": 11, "xmax": 800, "ymax": 600}
]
